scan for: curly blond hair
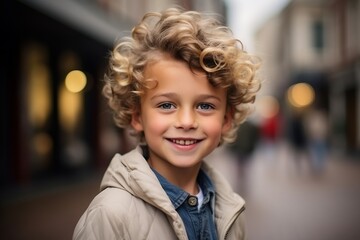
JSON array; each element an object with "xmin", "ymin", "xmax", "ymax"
[{"xmin": 103, "ymin": 7, "xmax": 261, "ymax": 144}]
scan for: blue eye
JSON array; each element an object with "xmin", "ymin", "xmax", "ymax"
[
  {"xmin": 197, "ymin": 103, "xmax": 214, "ymax": 110},
  {"xmin": 158, "ymin": 103, "xmax": 175, "ymax": 109}
]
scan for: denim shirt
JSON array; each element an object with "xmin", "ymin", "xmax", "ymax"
[{"xmin": 152, "ymin": 168, "xmax": 217, "ymax": 240}]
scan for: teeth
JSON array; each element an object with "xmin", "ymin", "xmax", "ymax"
[{"xmin": 172, "ymin": 139, "xmax": 197, "ymax": 145}]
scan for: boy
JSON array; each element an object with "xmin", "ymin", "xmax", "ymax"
[{"xmin": 73, "ymin": 7, "xmax": 261, "ymax": 240}]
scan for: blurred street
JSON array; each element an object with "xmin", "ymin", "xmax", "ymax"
[
  {"xmin": 207, "ymin": 140, "xmax": 360, "ymax": 240},
  {"xmin": 1, "ymin": 140, "xmax": 360, "ymax": 240}
]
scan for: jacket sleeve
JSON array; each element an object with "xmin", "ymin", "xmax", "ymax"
[
  {"xmin": 72, "ymin": 205, "xmax": 129, "ymax": 240},
  {"xmin": 237, "ymin": 210, "xmax": 247, "ymax": 240},
  {"xmin": 227, "ymin": 210, "xmax": 247, "ymax": 240}
]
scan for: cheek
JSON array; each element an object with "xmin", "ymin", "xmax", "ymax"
[
  {"xmin": 144, "ymin": 114, "xmax": 170, "ymax": 134},
  {"xmin": 202, "ymin": 120, "xmax": 224, "ymax": 138}
]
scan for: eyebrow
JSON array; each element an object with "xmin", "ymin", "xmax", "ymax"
[{"xmin": 151, "ymin": 93, "xmax": 222, "ymax": 102}]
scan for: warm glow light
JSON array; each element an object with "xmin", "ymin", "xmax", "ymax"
[
  {"xmin": 65, "ymin": 70, "xmax": 87, "ymax": 93},
  {"xmin": 257, "ymin": 95, "xmax": 280, "ymax": 119},
  {"xmin": 287, "ymin": 83, "xmax": 315, "ymax": 108},
  {"xmin": 28, "ymin": 65, "xmax": 52, "ymax": 127},
  {"xmin": 59, "ymin": 85, "xmax": 83, "ymax": 133}
]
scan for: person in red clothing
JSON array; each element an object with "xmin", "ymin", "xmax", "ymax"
[{"xmin": 261, "ymin": 113, "xmax": 280, "ymax": 142}]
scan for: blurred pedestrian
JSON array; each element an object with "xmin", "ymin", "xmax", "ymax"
[
  {"xmin": 227, "ymin": 120, "xmax": 260, "ymax": 194},
  {"xmin": 287, "ymin": 110, "xmax": 308, "ymax": 171},
  {"xmin": 73, "ymin": 7, "xmax": 261, "ymax": 240},
  {"xmin": 304, "ymin": 108, "xmax": 329, "ymax": 174},
  {"xmin": 261, "ymin": 112, "xmax": 280, "ymax": 143},
  {"xmin": 260, "ymin": 111, "xmax": 281, "ymax": 162}
]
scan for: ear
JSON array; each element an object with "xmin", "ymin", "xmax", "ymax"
[
  {"xmin": 221, "ymin": 107, "xmax": 233, "ymax": 134},
  {"xmin": 131, "ymin": 110, "xmax": 144, "ymax": 132}
]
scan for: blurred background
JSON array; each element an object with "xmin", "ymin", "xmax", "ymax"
[{"xmin": 1, "ymin": 0, "xmax": 359, "ymax": 239}]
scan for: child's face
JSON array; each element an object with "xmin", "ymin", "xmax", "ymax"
[{"xmin": 131, "ymin": 55, "xmax": 232, "ymax": 176}]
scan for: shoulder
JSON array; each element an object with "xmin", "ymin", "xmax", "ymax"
[
  {"xmin": 88, "ymin": 186, "xmax": 165, "ymax": 222},
  {"xmin": 73, "ymin": 188, "xmax": 131, "ymax": 238},
  {"xmin": 73, "ymin": 188, "xmax": 156, "ymax": 240},
  {"xmin": 90, "ymin": 187, "xmax": 134, "ymax": 214}
]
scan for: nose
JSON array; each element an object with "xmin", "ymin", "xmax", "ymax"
[{"xmin": 175, "ymin": 107, "xmax": 198, "ymax": 130}]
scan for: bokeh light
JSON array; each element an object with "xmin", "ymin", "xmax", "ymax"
[
  {"xmin": 287, "ymin": 82, "xmax": 315, "ymax": 108},
  {"xmin": 65, "ymin": 70, "xmax": 87, "ymax": 93}
]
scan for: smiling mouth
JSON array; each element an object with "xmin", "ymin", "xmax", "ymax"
[{"xmin": 167, "ymin": 139, "xmax": 201, "ymax": 146}]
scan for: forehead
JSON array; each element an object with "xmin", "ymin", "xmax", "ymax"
[
  {"xmin": 144, "ymin": 51, "xmax": 204, "ymax": 77},
  {"xmin": 143, "ymin": 56, "xmax": 225, "ymax": 97}
]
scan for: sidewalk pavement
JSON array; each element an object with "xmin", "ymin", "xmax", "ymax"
[{"xmin": 0, "ymin": 175, "xmax": 101, "ymax": 240}]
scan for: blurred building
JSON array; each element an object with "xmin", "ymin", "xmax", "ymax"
[
  {"xmin": 255, "ymin": 0, "xmax": 359, "ymax": 157},
  {"xmin": 1, "ymin": 0, "xmax": 227, "ymax": 192}
]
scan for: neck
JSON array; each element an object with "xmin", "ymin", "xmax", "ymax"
[
  {"xmin": 171, "ymin": 170, "xmax": 199, "ymax": 195},
  {"xmin": 149, "ymin": 159, "xmax": 201, "ymax": 195}
]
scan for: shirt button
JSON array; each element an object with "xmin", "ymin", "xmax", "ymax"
[{"xmin": 187, "ymin": 196, "xmax": 197, "ymax": 206}]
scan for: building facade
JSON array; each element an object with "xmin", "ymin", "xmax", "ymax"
[{"xmin": 255, "ymin": 0, "xmax": 359, "ymax": 156}]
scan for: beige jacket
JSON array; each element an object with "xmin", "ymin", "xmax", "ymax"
[{"xmin": 73, "ymin": 146, "xmax": 246, "ymax": 240}]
